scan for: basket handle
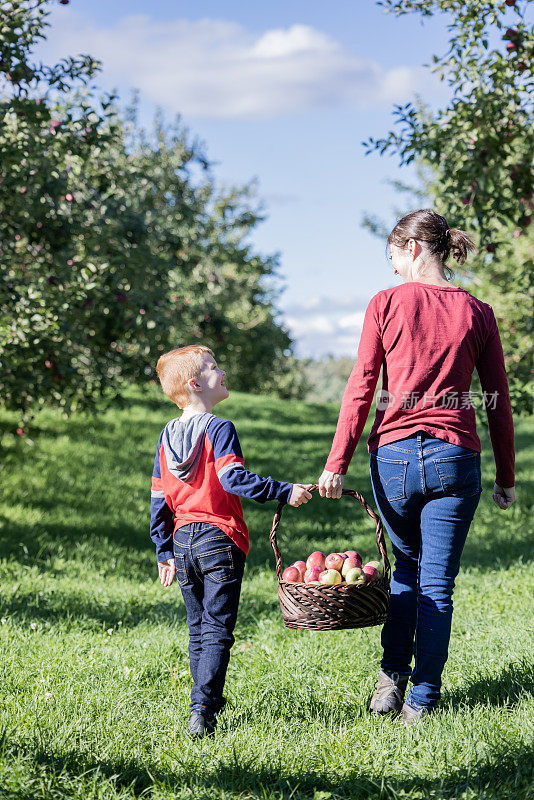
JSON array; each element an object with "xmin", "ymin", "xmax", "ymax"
[{"xmin": 269, "ymin": 485, "xmax": 391, "ymax": 581}]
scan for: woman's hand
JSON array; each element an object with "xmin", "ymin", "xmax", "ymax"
[
  {"xmin": 492, "ymin": 483, "xmax": 515, "ymax": 510},
  {"xmin": 318, "ymin": 470, "xmax": 344, "ymax": 499}
]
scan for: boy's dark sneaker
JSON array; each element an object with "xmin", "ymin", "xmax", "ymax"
[
  {"xmin": 187, "ymin": 711, "xmax": 217, "ymax": 739},
  {"xmin": 369, "ymin": 669, "xmax": 409, "ymax": 714}
]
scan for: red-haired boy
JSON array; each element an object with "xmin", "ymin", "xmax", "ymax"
[{"xmin": 150, "ymin": 345, "xmax": 312, "ymax": 737}]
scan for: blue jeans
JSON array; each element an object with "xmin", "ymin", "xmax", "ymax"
[
  {"xmin": 173, "ymin": 522, "xmax": 246, "ymax": 716},
  {"xmin": 369, "ymin": 431, "xmax": 482, "ymax": 709}
]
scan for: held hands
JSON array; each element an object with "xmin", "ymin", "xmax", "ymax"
[
  {"xmin": 288, "ymin": 484, "xmax": 314, "ymax": 507},
  {"xmin": 158, "ymin": 558, "xmax": 176, "ymax": 587},
  {"xmin": 318, "ymin": 469, "xmax": 344, "ymax": 499},
  {"xmin": 492, "ymin": 483, "xmax": 515, "ymax": 510}
]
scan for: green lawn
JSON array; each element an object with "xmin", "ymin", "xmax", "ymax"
[{"xmin": 0, "ymin": 388, "xmax": 532, "ymax": 799}]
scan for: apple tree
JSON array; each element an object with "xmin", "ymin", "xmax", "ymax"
[
  {"xmin": 364, "ymin": 0, "xmax": 534, "ymax": 414},
  {"xmin": 1, "ymin": 1, "xmax": 303, "ymax": 427},
  {"xmin": 120, "ymin": 109, "xmax": 304, "ymax": 399},
  {"xmin": 0, "ymin": 0, "xmax": 205, "ymax": 419}
]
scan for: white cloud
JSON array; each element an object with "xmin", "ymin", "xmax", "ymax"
[
  {"xmin": 40, "ymin": 11, "xmax": 430, "ymax": 120},
  {"xmin": 339, "ymin": 311, "xmax": 366, "ymax": 330},
  {"xmin": 283, "ymin": 295, "xmax": 368, "ymax": 358}
]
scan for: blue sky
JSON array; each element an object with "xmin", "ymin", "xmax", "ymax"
[{"xmin": 41, "ymin": 0, "xmax": 455, "ymax": 358}]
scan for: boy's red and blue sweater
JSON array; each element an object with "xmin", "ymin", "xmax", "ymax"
[{"xmin": 150, "ymin": 411, "xmax": 293, "ymax": 561}]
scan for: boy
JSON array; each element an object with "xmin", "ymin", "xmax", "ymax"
[{"xmin": 150, "ymin": 345, "xmax": 312, "ymax": 738}]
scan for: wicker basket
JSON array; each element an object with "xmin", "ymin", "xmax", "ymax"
[{"xmin": 269, "ymin": 486, "xmax": 391, "ymax": 631}]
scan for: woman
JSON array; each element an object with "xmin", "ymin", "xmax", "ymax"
[{"xmin": 318, "ymin": 209, "xmax": 515, "ymax": 725}]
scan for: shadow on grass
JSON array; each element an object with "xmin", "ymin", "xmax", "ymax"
[
  {"xmin": 0, "ymin": 580, "xmax": 188, "ymax": 631},
  {"xmin": 0, "ymin": 545, "xmax": 281, "ymax": 631},
  {"xmin": 7, "ymin": 738, "xmax": 534, "ymax": 800},
  {"xmin": 442, "ymin": 659, "xmax": 534, "ymax": 710},
  {"xmin": 0, "ymin": 479, "xmax": 381, "ymax": 574},
  {"xmin": 1, "ymin": 395, "xmax": 531, "ymax": 598}
]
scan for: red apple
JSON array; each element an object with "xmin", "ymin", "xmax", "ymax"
[
  {"xmin": 292, "ymin": 560, "xmax": 307, "ymax": 578},
  {"xmin": 304, "ymin": 565, "xmax": 322, "ymax": 584},
  {"xmin": 342, "ymin": 556, "xmax": 362, "ymax": 578},
  {"xmin": 282, "ymin": 566, "xmax": 302, "ymax": 583},
  {"xmin": 505, "ymin": 0, "xmax": 516, "ymax": 6},
  {"xmin": 306, "ymin": 551, "xmax": 326, "ymax": 571},
  {"xmin": 363, "ymin": 565, "xmax": 379, "ymax": 583},
  {"xmin": 365, "ymin": 560, "xmax": 385, "ymax": 577},
  {"xmin": 325, "ymin": 553, "xmax": 344, "ymax": 571},
  {"xmin": 345, "ymin": 567, "xmax": 366, "ymax": 585},
  {"xmin": 318, "ymin": 569, "xmax": 342, "ymax": 586},
  {"xmin": 65, "ymin": 193, "xmax": 74, "ymax": 202}
]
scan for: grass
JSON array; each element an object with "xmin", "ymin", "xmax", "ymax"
[{"xmin": 0, "ymin": 386, "xmax": 532, "ymax": 799}]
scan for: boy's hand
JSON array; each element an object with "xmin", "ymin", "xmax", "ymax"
[
  {"xmin": 288, "ymin": 484, "xmax": 314, "ymax": 507},
  {"xmin": 158, "ymin": 558, "xmax": 176, "ymax": 587},
  {"xmin": 492, "ymin": 483, "xmax": 515, "ymax": 510},
  {"xmin": 318, "ymin": 469, "xmax": 344, "ymax": 499}
]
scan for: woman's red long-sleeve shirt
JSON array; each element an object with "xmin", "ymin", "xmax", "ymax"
[{"xmin": 325, "ymin": 282, "xmax": 515, "ymax": 488}]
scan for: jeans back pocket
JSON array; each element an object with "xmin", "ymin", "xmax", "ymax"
[
  {"xmin": 433, "ymin": 453, "xmax": 482, "ymax": 497},
  {"xmin": 198, "ymin": 546, "xmax": 235, "ymax": 583},
  {"xmin": 371, "ymin": 454, "xmax": 408, "ymax": 501}
]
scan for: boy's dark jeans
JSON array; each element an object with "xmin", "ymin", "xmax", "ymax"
[{"xmin": 173, "ymin": 522, "xmax": 246, "ymax": 716}]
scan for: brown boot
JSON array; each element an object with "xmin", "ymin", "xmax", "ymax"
[
  {"xmin": 369, "ymin": 670, "xmax": 409, "ymax": 715},
  {"xmin": 400, "ymin": 702, "xmax": 430, "ymax": 726}
]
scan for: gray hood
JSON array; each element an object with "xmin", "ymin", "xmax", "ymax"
[{"xmin": 162, "ymin": 412, "xmax": 215, "ymax": 483}]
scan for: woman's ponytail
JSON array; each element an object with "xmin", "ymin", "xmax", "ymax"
[
  {"xmin": 388, "ymin": 210, "xmax": 476, "ymax": 272},
  {"xmin": 447, "ymin": 228, "xmax": 476, "ymax": 265}
]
